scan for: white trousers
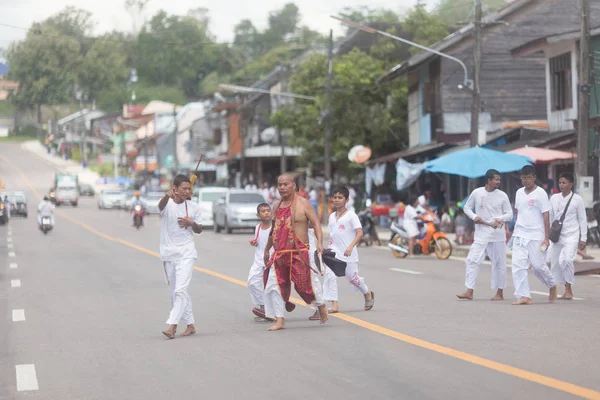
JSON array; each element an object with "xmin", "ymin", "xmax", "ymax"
[
  {"xmin": 165, "ymin": 258, "xmax": 195, "ymax": 325},
  {"xmin": 264, "ymin": 268, "xmax": 285, "ymax": 319},
  {"xmin": 464, "ymin": 241, "xmax": 506, "ymax": 290},
  {"xmin": 551, "ymin": 241, "xmax": 578, "ymax": 285},
  {"xmin": 511, "ymin": 237, "xmax": 556, "ymax": 299},
  {"xmin": 247, "ymin": 262, "xmax": 265, "ymax": 307},
  {"xmin": 322, "ymin": 262, "xmax": 369, "ymax": 302}
]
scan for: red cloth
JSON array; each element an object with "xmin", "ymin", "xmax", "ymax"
[{"xmin": 265, "ymin": 201, "xmax": 316, "ymax": 308}]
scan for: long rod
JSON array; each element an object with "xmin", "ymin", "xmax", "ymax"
[
  {"xmin": 218, "ymin": 84, "xmax": 317, "ymax": 101},
  {"xmin": 577, "ymin": 0, "xmax": 590, "ymax": 178}
]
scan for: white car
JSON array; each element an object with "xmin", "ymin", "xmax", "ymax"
[
  {"xmin": 195, "ymin": 187, "xmax": 229, "ymax": 227},
  {"xmin": 97, "ymin": 189, "xmax": 126, "ymax": 209},
  {"xmin": 143, "ymin": 192, "xmax": 164, "ymax": 214}
]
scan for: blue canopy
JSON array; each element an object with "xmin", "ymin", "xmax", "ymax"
[{"xmin": 424, "ymin": 147, "xmax": 533, "ymax": 178}]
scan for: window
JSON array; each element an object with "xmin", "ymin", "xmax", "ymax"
[
  {"xmin": 550, "ymin": 53, "xmax": 573, "ymax": 111},
  {"xmin": 229, "ymin": 193, "xmax": 265, "ymax": 203}
]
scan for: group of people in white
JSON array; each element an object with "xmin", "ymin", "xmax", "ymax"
[{"xmin": 456, "ymin": 166, "xmax": 587, "ymax": 304}]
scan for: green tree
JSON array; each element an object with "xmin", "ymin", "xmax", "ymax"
[
  {"xmin": 435, "ymin": 0, "xmax": 508, "ymax": 25},
  {"xmin": 403, "ymin": 6, "xmax": 449, "ymax": 56},
  {"xmin": 7, "ymin": 24, "xmax": 81, "ymax": 126}
]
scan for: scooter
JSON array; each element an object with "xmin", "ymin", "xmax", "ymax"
[
  {"xmin": 40, "ymin": 216, "xmax": 53, "ymax": 235},
  {"xmin": 133, "ymin": 204, "xmax": 145, "ymax": 230},
  {"xmin": 358, "ymin": 205, "xmax": 380, "ymax": 246},
  {"xmin": 388, "ymin": 212, "xmax": 453, "ymax": 259}
]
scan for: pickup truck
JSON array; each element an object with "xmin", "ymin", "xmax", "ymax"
[{"xmin": 55, "ymin": 182, "xmax": 79, "ymax": 207}]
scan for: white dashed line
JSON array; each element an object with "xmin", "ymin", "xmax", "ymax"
[
  {"xmin": 8, "ymin": 252, "xmax": 16, "ymax": 257},
  {"xmin": 389, "ymin": 268, "xmax": 423, "ymax": 275},
  {"xmin": 222, "ymin": 237, "xmax": 233, "ymax": 242},
  {"xmin": 11, "ymin": 279, "xmax": 21, "ymax": 288},
  {"xmin": 12, "ymin": 309, "xmax": 26, "ymax": 322},
  {"xmin": 7, "ymin": 237, "xmax": 12, "ymax": 242},
  {"xmin": 15, "ymin": 364, "xmax": 39, "ymax": 391},
  {"xmin": 7, "ymin": 232, "xmax": 12, "ymax": 237},
  {"xmin": 9, "ymin": 263, "xmax": 18, "ymax": 269},
  {"xmin": 530, "ymin": 290, "xmax": 584, "ymax": 301}
]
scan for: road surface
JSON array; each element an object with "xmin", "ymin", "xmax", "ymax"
[{"xmin": 1, "ymin": 142, "xmax": 600, "ymax": 400}]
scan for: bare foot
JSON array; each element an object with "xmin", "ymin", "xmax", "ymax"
[
  {"xmin": 181, "ymin": 325, "xmax": 196, "ymax": 336},
  {"xmin": 161, "ymin": 325, "xmax": 176, "ymax": 339},
  {"xmin": 512, "ymin": 297, "xmax": 533, "ymax": 305},
  {"xmin": 318, "ymin": 304, "xmax": 329, "ymax": 324},
  {"xmin": 456, "ymin": 290, "xmax": 473, "ymax": 300},
  {"xmin": 267, "ymin": 317, "xmax": 285, "ymax": 331},
  {"xmin": 549, "ymin": 286, "xmax": 558, "ymax": 303},
  {"xmin": 491, "ymin": 289, "xmax": 504, "ymax": 301},
  {"xmin": 309, "ymin": 310, "xmax": 321, "ymax": 321}
]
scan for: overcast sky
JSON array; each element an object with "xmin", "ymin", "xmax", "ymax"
[{"xmin": 0, "ymin": 0, "xmax": 422, "ymax": 52}]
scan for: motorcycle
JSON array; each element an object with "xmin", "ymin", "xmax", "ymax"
[
  {"xmin": 358, "ymin": 205, "xmax": 380, "ymax": 246},
  {"xmin": 388, "ymin": 212, "xmax": 453, "ymax": 260},
  {"xmin": 0, "ymin": 203, "xmax": 7, "ymax": 225},
  {"xmin": 133, "ymin": 204, "xmax": 145, "ymax": 229},
  {"xmin": 40, "ymin": 216, "xmax": 53, "ymax": 235}
]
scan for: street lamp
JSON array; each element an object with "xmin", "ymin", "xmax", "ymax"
[
  {"xmin": 218, "ymin": 83, "xmax": 318, "ymax": 177},
  {"xmin": 331, "ymin": 16, "xmax": 474, "ymax": 90}
]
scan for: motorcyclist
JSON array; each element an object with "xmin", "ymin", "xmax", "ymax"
[
  {"xmin": 38, "ymin": 196, "xmax": 55, "ymax": 228},
  {"xmin": 130, "ymin": 191, "xmax": 146, "ymax": 226}
]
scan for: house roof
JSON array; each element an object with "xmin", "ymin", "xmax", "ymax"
[
  {"xmin": 511, "ymin": 25, "xmax": 600, "ymax": 57},
  {"xmin": 378, "ymin": 0, "xmax": 533, "ymax": 84},
  {"xmin": 143, "ymin": 100, "xmax": 182, "ymax": 116}
]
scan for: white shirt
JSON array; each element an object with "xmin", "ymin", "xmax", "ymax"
[
  {"xmin": 38, "ymin": 201, "xmax": 55, "ymax": 217},
  {"xmin": 159, "ymin": 199, "xmax": 201, "ymax": 261},
  {"xmin": 513, "ymin": 186, "xmax": 550, "ymax": 241},
  {"xmin": 418, "ymin": 195, "xmax": 428, "ymax": 207},
  {"xmin": 253, "ymin": 224, "xmax": 273, "ymax": 267},
  {"xmin": 550, "ymin": 191, "xmax": 587, "ymax": 243},
  {"xmin": 328, "ymin": 210, "xmax": 362, "ymax": 263},
  {"xmin": 463, "ymin": 187, "xmax": 513, "ymax": 243},
  {"xmin": 309, "ymin": 189, "xmax": 318, "ymax": 202}
]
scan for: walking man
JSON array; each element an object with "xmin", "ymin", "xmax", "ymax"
[
  {"xmin": 457, "ymin": 169, "xmax": 513, "ymax": 300},
  {"xmin": 159, "ymin": 174, "xmax": 203, "ymax": 338},
  {"xmin": 511, "ymin": 165, "xmax": 557, "ymax": 305}
]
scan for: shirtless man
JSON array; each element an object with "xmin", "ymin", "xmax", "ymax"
[{"xmin": 262, "ymin": 174, "xmax": 328, "ymax": 331}]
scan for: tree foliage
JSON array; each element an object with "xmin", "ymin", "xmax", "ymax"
[{"xmin": 435, "ymin": 0, "xmax": 509, "ymax": 25}]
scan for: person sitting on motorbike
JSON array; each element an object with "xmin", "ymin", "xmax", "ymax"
[
  {"xmin": 37, "ymin": 196, "xmax": 55, "ymax": 228},
  {"xmin": 130, "ymin": 191, "xmax": 146, "ymax": 226},
  {"xmin": 403, "ymin": 196, "xmax": 423, "ymax": 256}
]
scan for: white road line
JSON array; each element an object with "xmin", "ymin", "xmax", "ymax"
[
  {"xmin": 7, "ymin": 237, "xmax": 12, "ymax": 242},
  {"xmin": 12, "ymin": 309, "xmax": 25, "ymax": 322},
  {"xmin": 8, "ymin": 252, "xmax": 15, "ymax": 257},
  {"xmin": 11, "ymin": 279, "xmax": 21, "ymax": 288},
  {"xmin": 7, "ymin": 232, "xmax": 12, "ymax": 237},
  {"xmin": 9, "ymin": 263, "xmax": 18, "ymax": 269},
  {"xmin": 389, "ymin": 268, "xmax": 423, "ymax": 275},
  {"xmin": 588, "ymin": 274, "xmax": 600, "ymax": 278},
  {"xmin": 222, "ymin": 237, "xmax": 233, "ymax": 242},
  {"xmin": 15, "ymin": 364, "xmax": 39, "ymax": 391},
  {"xmin": 529, "ymin": 290, "xmax": 584, "ymax": 301}
]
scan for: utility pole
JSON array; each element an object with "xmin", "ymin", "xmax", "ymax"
[
  {"xmin": 144, "ymin": 122, "xmax": 149, "ymax": 172},
  {"xmin": 577, "ymin": 0, "xmax": 591, "ymax": 178},
  {"xmin": 276, "ymin": 95, "xmax": 286, "ymax": 173},
  {"xmin": 323, "ymin": 29, "xmax": 334, "ymax": 223},
  {"xmin": 172, "ymin": 105, "xmax": 178, "ymax": 176},
  {"xmin": 470, "ymin": 0, "xmax": 482, "ymax": 148}
]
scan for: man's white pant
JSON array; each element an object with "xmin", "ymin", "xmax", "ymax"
[
  {"xmin": 464, "ymin": 241, "xmax": 506, "ymax": 290},
  {"xmin": 247, "ymin": 263, "xmax": 265, "ymax": 307},
  {"xmin": 551, "ymin": 241, "xmax": 578, "ymax": 285},
  {"xmin": 37, "ymin": 215, "xmax": 55, "ymax": 225},
  {"xmin": 263, "ymin": 266, "xmax": 325, "ymax": 320},
  {"xmin": 511, "ymin": 237, "xmax": 556, "ymax": 299},
  {"xmin": 323, "ymin": 262, "xmax": 369, "ymax": 302},
  {"xmin": 164, "ymin": 258, "xmax": 195, "ymax": 325}
]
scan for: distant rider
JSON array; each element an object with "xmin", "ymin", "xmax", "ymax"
[
  {"xmin": 38, "ymin": 196, "xmax": 55, "ymax": 228},
  {"xmin": 130, "ymin": 191, "xmax": 146, "ymax": 226}
]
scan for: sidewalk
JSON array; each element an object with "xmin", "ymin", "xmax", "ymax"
[{"xmin": 21, "ymin": 141, "xmax": 100, "ymax": 188}]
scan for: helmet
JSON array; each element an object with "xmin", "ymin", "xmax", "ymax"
[{"xmin": 43, "ymin": 196, "xmax": 49, "ymax": 201}]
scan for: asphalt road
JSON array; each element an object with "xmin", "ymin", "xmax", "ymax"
[{"xmin": 2, "ymin": 142, "xmax": 600, "ymax": 400}]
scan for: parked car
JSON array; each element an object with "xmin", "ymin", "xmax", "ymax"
[
  {"xmin": 143, "ymin": 192, "xmax": 164, "ymax": 214},
  {"xmin": 195, "ymin": 187, "xmax": 229, "ymax": 227},
  {"xmin": 79, "ymin": 183, "xmax": 95, "ymax": 196},
  {"xmin": 97, "ymin": 189, "xmax": 127, "ymax": 209},
  {"xmin": 0, "ymin": 191, "xmax": 28, "ymax": 218},
  {"xmin": 212, "ymin": 190, "xmax": 266, "ymax": 234}
]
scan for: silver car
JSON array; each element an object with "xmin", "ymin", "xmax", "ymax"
[
  {"xmin": 212, "ymin": 190, "xmax": 267, "ymax": 234},
  {"xmin": 97, "ymin": 189, "xmax": 126, "ymax": 209},
  {"xmin": 143, "ymin": 192, "xmax": 164, "ymax": 214}
]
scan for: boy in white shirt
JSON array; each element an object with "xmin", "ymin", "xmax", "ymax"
[
  {"xmin": 511, "ymin": 165, "xmax": 557, "ymax": 305},
  {"xmin": 403, "ymin": 196, "xmax": 422, "ymax": 256},
  {"xmin": 323, "ymin": 187, "xmax": 374, "ymax": 313},
  {"xmin": 457, "ymin": 169, "xmax": 513, "ymax": 301},
  {"xmin": 249, "ymin": 203, "xmax": 273, "ymax": 322}
]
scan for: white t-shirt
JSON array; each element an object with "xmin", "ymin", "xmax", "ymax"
[
  {"xmin": 309, "ymin": 189, "xmax": 318, "ymax": 202},
  {"xmin": 549, "ymin": 192, "xmax": 587, "ymax": 243},
  {"xmin": 328, "ymin": 210, "xmax": 362, "ymax": 263},
  {"xmin": 159, "ymin": 199, "xmax": 202, "ymax": 261},
  {"xmin": 418, "ymin": 195, "xmax": 428, "ymax": 207},
  {"xmin": 38, "ymin": 201, "xmax": 55, "ymax": 217},
  {"xmin": 463, "ymin": 187, "xmax": 513, "ymax": 243},
  {"xmin": 253, "ymin": 224, "xmax": 273, "ymax": 267},
  {"xmin": 513, "ymin": 186, "xmax": 550, "ymax": 241}
]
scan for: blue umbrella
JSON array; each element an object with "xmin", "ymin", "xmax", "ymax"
[{"xmin": 424, "ymin": 147, "xmax": 533, "ymax": 178}]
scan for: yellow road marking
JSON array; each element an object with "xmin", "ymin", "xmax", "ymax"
[{"xmin": 3, "ymin": 154, "xmax": 600, "ymax": 400}]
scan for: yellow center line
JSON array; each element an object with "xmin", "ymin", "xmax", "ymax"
[{"xmin": 3, "ymin": 154, "xmax": 600, "ymax": 400}]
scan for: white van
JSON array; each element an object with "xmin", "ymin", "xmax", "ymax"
[{"xmin": 195, "ymin": 186, "xmax": 229, "ymax": 227}]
